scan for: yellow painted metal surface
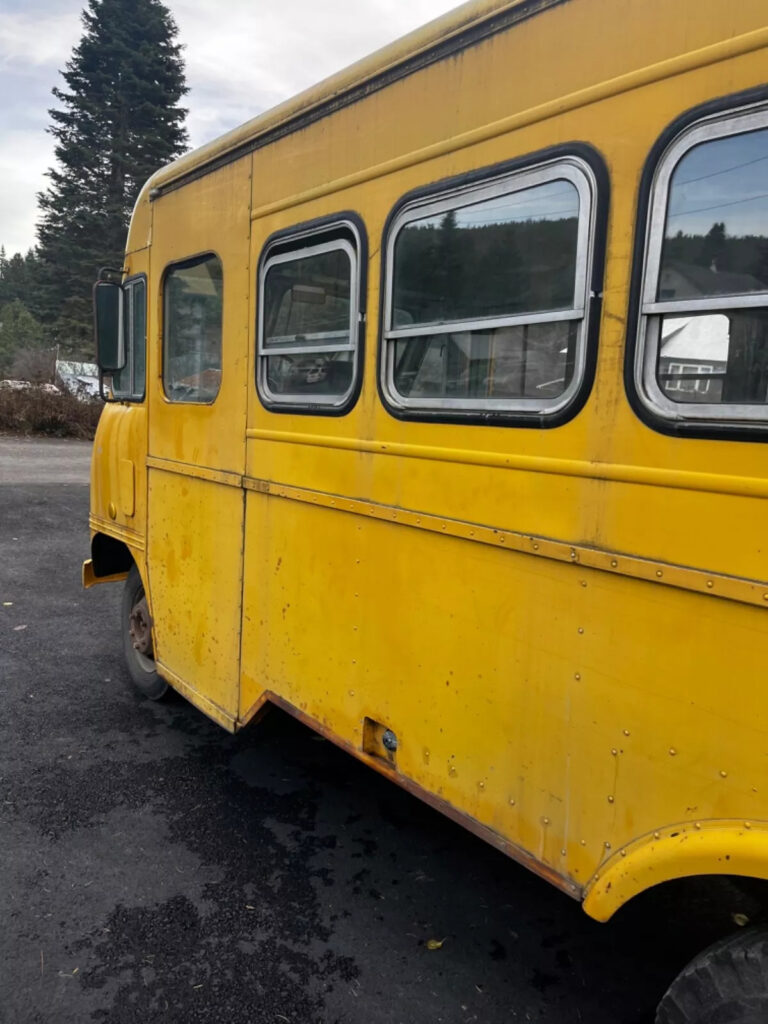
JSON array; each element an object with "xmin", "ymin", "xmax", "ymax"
[{"xmin": 89, "ymin": 0, "xmax": 768, "ymax": 918}]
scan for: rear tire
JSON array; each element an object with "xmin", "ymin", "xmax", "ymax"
[
  {"xmin": 121, "ymin": 564, "xmax": 167, "ymax": 701},
  {"xmin": 656, "ymin": 927, "xmax": 768, "ymax": 1024}
]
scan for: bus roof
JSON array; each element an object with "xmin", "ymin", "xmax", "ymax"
[{"xmin": 147, "ymin": 0, "xmax": 564, "ymax": 197}]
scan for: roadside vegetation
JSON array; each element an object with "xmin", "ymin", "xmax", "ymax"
[{"xmin": 0, "ymin": 387, "xmax": 102, "ymax": 439}]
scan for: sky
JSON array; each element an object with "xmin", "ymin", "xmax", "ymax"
[{"xmin": 0, "ymin": 0, "xmax": 460, "ymax": 256}]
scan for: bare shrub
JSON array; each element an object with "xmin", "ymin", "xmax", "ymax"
[
  {"xmin": 9, "ymin": 347, "xmax": 56, "ymax": 384},
  {"xmin": 0, "ymin": 387, "xmax": 102, "ymax": 439}
]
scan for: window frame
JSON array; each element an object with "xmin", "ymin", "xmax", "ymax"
[
  {"xmin": 107, "ymin": 274, "xmax": 146, "ymax": 403},
  {"xmin": 378, "ymin": 146, "xmax": 608, "ymax": 427},
  {"xmin": 256, "ymin": 215, "xmax": 366, "ymax": 415},
  {"xmin": 161, "ymin": 251, "xmax": 224, "ymax": 406},
  {"xmin": 627, "ymin": 86, "xmax": 768, "ymax": 440}
]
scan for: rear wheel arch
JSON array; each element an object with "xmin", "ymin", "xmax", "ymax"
[{"xmin": 583, "ymin": 822, "xmax": 768, "ymax": 922}]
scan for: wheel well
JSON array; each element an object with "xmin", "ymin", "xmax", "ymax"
[
  {"xmin": 606, "ymin": 874, "xmax": 768, "ymax": 995},
  {"xmin": 91, "ymin": 533, "xmax": 134, "ymax": 578}
]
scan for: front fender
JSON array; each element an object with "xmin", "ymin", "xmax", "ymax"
[{"xmin": 583, "ymin": 820, "xmax": 768, "ymax": 922}]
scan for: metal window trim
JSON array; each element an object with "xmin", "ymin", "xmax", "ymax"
[
  {"xmin": 381, "ymin": 155, "xmax": 597, "ymax": 416},
  {"xmin": 635, "ymin": 100, "xmax": 768, "ymax": 429},
  {"xmin": 384, "ymin": 306, "xmax": 583, "ymax": 341},
  {"xmin": 256, "ymin": 219, "xmax": 363, "ymax": 411},
  {"xmin": 161, "ymin": 251, "xmax": 224, "ymax": 406}
]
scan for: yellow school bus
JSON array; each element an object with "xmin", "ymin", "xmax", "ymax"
[{"xmin": 85, "ymin": 0, "xmax": 768, "ymax": 1016}]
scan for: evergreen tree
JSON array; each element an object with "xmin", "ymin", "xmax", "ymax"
[
  {"xmin": 36, "ymin": 0, "xmax": 188, "ymax": 355},
  {"xmin": 0, "ymin": 249, "xmax": 43, "ymax": 311},
  {"xmin": 0, "ymin": 300, "xmax": 44, "ymax": 375}
]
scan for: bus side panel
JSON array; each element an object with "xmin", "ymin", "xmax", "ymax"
[
  {"xmin": 147, "ymin": 468, "xmax": 243, "ymax": 724},
  {"xmin": 239, "ymin": 489, "xmax": 768, "ymax": 889}
]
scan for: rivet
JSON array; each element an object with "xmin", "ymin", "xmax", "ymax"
[
  {"xmin": 478, "ymin": 780, "xmax": 485, "ymax": 790},
  {"xmin": 509, "ymin": 798, "xmax": 516, "ymax": 806},
  {"xmin": 570, "ymin": 549, "xmax": 577, "ymax": 560},
  {"xmin": 580, "ymin": 580, "xmax": 587, "ymax": 588},
  {"xmin": 669, "ymin": 747, "xmax": 677, "ymax": 756},
  {"xmin": 448, "ymin": 764, "xmax": 457, "ymax": 777},
  {"xmin": 542, "ymin": 816, "xmax": 550, "ymax": 826},
  {"xmin": 574, "ymin": 672, "xmax": 581, "ymax": 681},
  {"xmin": 604, "ymin": 841, "xmax": 611, "ymax": 849},
  {"xmin": 607, "ymin": 795, "xmax": 614, "ymax": 803},
  {"xmin": 416, "ymin": 518, "xmax": 421, "ymax": 524},
  {"xmin": 620, "ymin": 850, "xmax": 626, "ymax": 858},
  {"xmin": 611, "ymin": 748, "xmax": 618, "ymax": 756},
  {"xmin": 653, "ymin": 831, "xmax": 660, "ymax": 840},
  {"xmin": 578, "ymin": 627, "xmax": 584, "ymax": 634},
  {"xmin": 533, "ymin": 542, "xmax": 539, "ymax": 551},
  {"xmin": 623, "ymin": 729, "xmax": 630, "ymax": 737},
  {"xmin": 763, "ymin": 593, "xmax": 768, "ymax": 601},
  {"xmin": 745, "ymin": 821, "xmax": 752, "ymax": 829},
  {"xmin": 580, "ymin": 839, "xmax": 586, "ymax": 846},
  {"xmin": 720, "ymin": 770, "xmax": 728, "ymax": 778},
  {"xmin": 499, "ymin": 535, "xmax": 505, "ymax": 543},
  {"xmin": 348, "ymin": 690, "xmax": 355, "ymax": 697},
  {"xmin": 706, "ymin": 580, "xmax": 714, "ymax": 589},
  {"xmin": 610, "ymin": 559, "xmax": 618, "ymax": 568},
  {"xmin": 560, "ymin": 848, "xmax": 566, "ymax": 857},
  {"xmin": 656, "ymin": 569, "xmax": 663, "ymax": 578}
]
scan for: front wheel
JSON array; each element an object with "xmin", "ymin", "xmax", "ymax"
[
  {"xmin": 121, "ymin": 564, "xmax": 167, "ymax": 700},
  {"xmin": 656, "ymin": 927, "xmax": 768, "ymax": 1024}
]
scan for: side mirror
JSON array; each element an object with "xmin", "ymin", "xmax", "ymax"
[{"xmin": 93, "ymin": 281, "xmax": 125, "ymax": 372}]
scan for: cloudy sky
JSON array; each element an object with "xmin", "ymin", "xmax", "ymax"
[{"xmin": 0, "ymin": 0, "xmax": 459, "ymax": 256}]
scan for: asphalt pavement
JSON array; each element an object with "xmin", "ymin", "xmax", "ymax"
[{"xmin": 0, "ymin": 436, "xmax": 736, "ymax": 1023}]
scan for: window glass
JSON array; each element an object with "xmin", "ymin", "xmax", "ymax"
[
  {"xmin": 382, "ymin": 160, "xmax": 596, "ymax": 418},
  {"xmin": 636, "ymin": 106, "xmax": 768, "ymax": 428},
  {"xmin": 111, "ymin": 278, "xmax": 146, "ymax": 401},
  {"xmin": 394, "ymin": 322, "xmax": 577, "ymax": 402},
  {"xmin": 657, "ymin": 311, "xmax": 768, "ymax": 405},
  {"xmin": 658, "ymin": 128, "xmax": 768, "ymax": 300},
  {"xmin": 163, "ymin": 255, "xmax": 223, "ymax": 404},
  {"xmin": 393, "ymin": 180, "xmax": 579, "ymax": 326},
  {"xmin": 258, "ymin": 231, "xmax": 360, "ymax": 408}
]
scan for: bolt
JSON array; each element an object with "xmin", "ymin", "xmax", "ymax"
[{"xmin": 382, "ymin": 729, "xmax": 398, "ymax": 753}]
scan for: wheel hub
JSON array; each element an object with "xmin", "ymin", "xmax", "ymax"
[{"xmin": 129, "ymin": 597, "xmax": 154, "ymax": 657}]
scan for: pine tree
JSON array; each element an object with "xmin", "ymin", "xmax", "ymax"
[{"xmin": 36, "ymin": 0, "xmax": 188, "ymax": 355}]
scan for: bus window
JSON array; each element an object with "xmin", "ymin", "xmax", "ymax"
[
  {"xmin": 380, "ymin": 156, "xmax": 600, "ymax": 422},
  {"xmin": 163, "ymin": 254, "xmax": 223, "ymax": 404},
  {"xmin": 634, "ymin": 104, "xmax": 768, "ymax": 431},
  {"xmin": 111, "ymin": 277, "xmax": 146, "ymax": 401},
  {"xmin": 257, "ymin": 220, "xmax": 363, "ymax": 412}
]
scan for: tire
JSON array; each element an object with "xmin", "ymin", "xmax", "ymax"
[
  {"xmin": 121, "ymin": 564, "xmax": 167, "ymax": 700},
  {"xmin": 656, "ymin": 927, "xmax": 768, "ymax": 1024}
]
